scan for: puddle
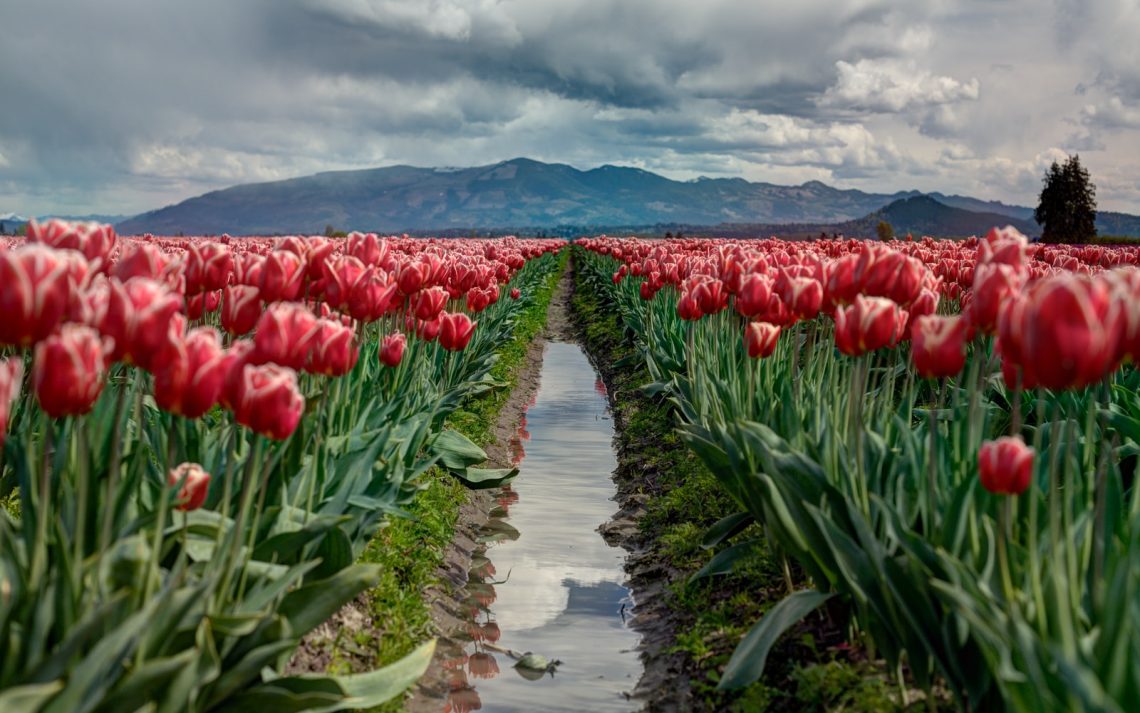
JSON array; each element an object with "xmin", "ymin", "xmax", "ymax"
[{"xmin": 441, "ymin": 341, "xmax": 639, "ymax": 713}]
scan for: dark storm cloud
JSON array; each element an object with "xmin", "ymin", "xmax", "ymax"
[{"xmin": 1, "ymin": 0, "xmax": 1139, "ymax": 214}]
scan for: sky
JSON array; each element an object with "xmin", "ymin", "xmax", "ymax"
[{"xmin": 3, "ymin": 0, "xmax": 1140, "ymax": 217}]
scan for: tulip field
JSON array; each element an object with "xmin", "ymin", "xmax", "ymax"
[
  {"xmin": 0, "ymin": 222, "xmax": 564, "ymax": 711},
  {"xmin": 577, "ymin": 230, "xmax": 1140, "ymax": 712}
]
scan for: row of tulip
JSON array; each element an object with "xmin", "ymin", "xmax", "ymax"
[
  {"xmin": 577, "ymin": 229, "xmax": 1140, "ymax": 712},
  {"xmin": 0, "ymin": 220, "xmax": 565, "ymax": 712}
]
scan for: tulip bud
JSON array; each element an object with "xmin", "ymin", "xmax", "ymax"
[
  {"xmin": 230, "ymin": 363, "xmax": 305, "ymax": 440},
  {"xmin": 0, "ymin": 244, "xmax": 73, "ymax": 347},
  {"xmin": 978, "ymin": 436, "xmax": 1034, "ymax": 495},
  {"xmin": 413, "ymin": 286, "xmax": 449, "ymax": 321},
  {"xmin": 379, "ymin": 332, "xmax": 406, "ymax": 368},
  {"xmin": 184, "ymin": 241, "xmax": 234, "ymax": 295},
  {"xmin": 153, "ymin": 327, "xmax": 228, "ymax": 418},
  {"xmin": 252, "ymin": 302, "xmax": 320, "ymax": 370},
  {"xmin": 397, "ymin": 260, "xmax": 428, "ymax": 295},
  {"xmin": 33, "ymin": 324, "xmax": 110, "ymax": 417},
  {"xmin": 259, "ymin": 250, "xmax": 306, "ymax": 302},
  {"xmin": 744, "ymin": 321, "xmax": 781, "ymax": 359},
  {"xmin": 0, "ymin": 359, "xmax": 23, "ymax": 450},
  {"xmin": 101, "ymin": 277, "xmax": 184, "ymax": 370},
  {"xmin": 168, "ymin": 462, "xmax": 211, "ymax": 511},
  {"xmin": 510, "ymin": 287, "xmax": 521, "ymax": 300},
  {"xmin": 834, "ymin": 295, "xmax": 908, "ymax": 357},
  {"xmin": 735, "ymin": 273, "xmax": 773, "ymax": 317},
  {"xmin": 221, "ymin": 284, "xmax": 262, "ymax": 336},
  {"xmin": 307, "ymin": 319, "xmax": 359, "ymax": 377},
  {"xmin": 910, "ymin": 315, "xmax": 969, "ymax": 378},
  {"xmin": 439, "ymin": 311, "xmax": 477, "ymax": 352}
]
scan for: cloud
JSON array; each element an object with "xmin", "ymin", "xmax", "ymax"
[{"xmin": 1, "ymin": 0, "xmax": 1140, "ymax": 215}]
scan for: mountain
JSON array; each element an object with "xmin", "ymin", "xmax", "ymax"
[
  {"xmin": 112, "ymin": 157, "xmax": 1140, "ymax": 237},
  {"xmin": 853, "ymin": 196, "xmax": 1040, "ymax": 238},
  {"xmin": 116, "ymin": 158, "xmax": 921, "ymax": 235}
]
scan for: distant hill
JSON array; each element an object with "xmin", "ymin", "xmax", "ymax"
[
  {"xmin": 108, "ymin": 157, "xmax": 1140, "ymax": 237},
  {"xmin": 115, "ymin": 158, "xmax": 921, "ymax": 235}
]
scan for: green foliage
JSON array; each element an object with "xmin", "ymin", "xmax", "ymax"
[
  {"xmin": 876, "ymin": 220, "xmax": 895, "ymax": 241},
  {"xmin": 1035, "ymin": 153, "xmax": 1097, "ymax": 243}
]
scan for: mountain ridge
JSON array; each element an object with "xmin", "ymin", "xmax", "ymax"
[{"xmin": 107, "ymin": 158, "xmax": 1140, "ymax": 237}]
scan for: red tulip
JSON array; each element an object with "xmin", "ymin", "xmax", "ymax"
[
  {"xmin": 779, "ymin": 276, "xmax": 823, "ymax": 320},
  {"xmin": 184, "ymin": 241, "xmax": 233, "ymax": 295},
  {"xmin": 168, "ymin": 462, "xmax": 211, "ymax": 511},
  {"xmin": 259, "ymin": 250, "xmax": 306, "ymax": 302},
  {"xmin": 744, "ymin": 321, "xmax": 781, "ymax": 358},
  {"xmin": 413, "ymin": 286, "xmax": 449, "ymax": 321},
  {"xmin": 691, "ymin": 279, "xmax": 728, "ymax": 315},
  {"xmin": 33, "ymin": 324, "xmax": 110, "ymax": 417},
  {"xmin": 676, "ymin": 292, "xmax": 702, "ymax": 321},
  {"xmin": 439, "ymin": 312, "xmax": 477, "ymax": 352},
  {"xmin": 408, "ymin": 314, "xmax": 442, "ymax": 342},
  {"xmin": 307, "ymin": 319, "xmax": 359, "ymax": 376},
  {"xmin": 221, "ymin": 285, "xmax": 262, "ymax": 336},
  {"xmin": 834, "ymin": 295, "xmax": 908, "ymax": 357},
  {"xmin": 347, "ymin": 267, "xmax": 398, "ymax": 323},
  {"xmin": 346, "ymin": 231, "xmax": 388, "ymax": 267},
  {"xmin": 910, "ymin": 315, "xmax": 969, "ymax": 378},
  {"xmin": 153, "ymin": 326, "xmax": 228, "ymax": 418},
  {"xmin": 113, "ymin": 243, "xmax": 170, "ymax": 282},
  {"xmin": 230, "ymin": 363, "xmax": 305, "ymax": 440},
  {"xmin": 26, "ymin": 219, "xmax": 116, "ymax": 266},
  {"xmin": 735, "ymin": 273, "xmax": 773, "ymax": 317},
  {"xmin": 0, "ymin": 359, "xmax": 23, "ymax": 450},
  {"xmin": 235, "ymin": 253, "xmax": 266, "ymax": 287},
  {"xmin": 186, "ymin": 290, "xmax": 222, "ymax": 320},
  {"xmin": 252, "ymin": 302, "xmax": 320, "ymax": 370},
  {"xmin": 969, "ymin": 262, "xmax": 1025, "ymax": 335},
  {"xmin": 321, "ymin": 255, "xmax": 367, "ymax": 310},
  {"xmin": 101, "ymin": 277, "xmax": 184, "ymax": 370},
  {"xmin": 379, "ymin": 332, "xmax": 406, "ymax": 368},
  {"xmin": 978, "ymin": 436, "xmax": 1034, "ymax": 495},
  {"xmin": 396, "ymin": 260, "xmax": 428, "ymax": 295},
  {"xmin": 0, "ymin": 244, "xmax": 72, "ymax": 347},
  {"xmin": 1018, "ymin": 274, "xmax": 1125, "ymax": 390},
  {"xmin": 510, "ymin": 287, "xmax": 521, "ymax": 300},
  {"xmin": 218, "ymin": 340, "xmax": 256, "ymax": 411}
]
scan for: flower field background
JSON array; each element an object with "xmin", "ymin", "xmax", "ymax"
[
  {"xmin": 577, "ymin": 231, "xmax": 1140, "ymax": 712},
  {"xmin": 0, "ymin": 222, "xmax": 564, "ymax": 712}
]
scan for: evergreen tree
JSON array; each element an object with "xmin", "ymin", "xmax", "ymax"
[{"xmin": 1035, "ymin": 154, "xmax": 1097, "ymax": 243}]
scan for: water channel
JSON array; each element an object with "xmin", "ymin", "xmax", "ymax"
[{"xmin": 440, "ymin": 340, "xmax": 640, "ymax": 713}]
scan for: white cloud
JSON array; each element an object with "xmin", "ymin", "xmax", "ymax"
[{"xmin": 821, "ymin": 58, "xmax": 980, "ymax": 114}]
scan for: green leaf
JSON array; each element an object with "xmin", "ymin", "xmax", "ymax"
[
  {"xmin": 701, "ymin": 511, "xmax": 754, "ymax": 550},
  {"xmin": 718, "ymin": 589, "xmax": 835, "ymax": 690},
  {"xmin": 278, "ymin": 564, "xmax": 382, "ymax": 636},
  {"xmin": 0, "ymin": 682, "xmax": 65, "ymax": 713},
  {"xmin": 454, "ymin": 467, "xmax": 518, "ymax": 490},
  {"xmin": 430, "ymin": 430, "xmax": 487, "ymax": 471},
  {"xmin": 689, "ymin": 539, "xmax": 763, "ymax": 585}
]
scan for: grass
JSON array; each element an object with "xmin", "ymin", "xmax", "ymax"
[
  {"xmin": 334, "ymin": 249, "xmax": 567, "ymax": 712},
  {"xmin": 570, "ymin": 248, "xmax": 910, "ymax": 712}
]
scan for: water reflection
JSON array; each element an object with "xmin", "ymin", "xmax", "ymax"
[{"xmin": 443, "ymin": 341, "xmax": 639, "ymax": 713}]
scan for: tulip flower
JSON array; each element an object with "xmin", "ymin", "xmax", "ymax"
[
  {"xmin": 467, "ymin": 652, "xmax": 500, "ymax": 680},
  {"xmin": 779, "ymin": 276, "xmax": 824, "ymax": 320},
  {"xmin": 221, "ymin": 285, "xmax": 262, "ymax": 336},
  {"xmin": 33, "ymin": 324, "xmax": 111, "ymax": 418},
  {"xmin": 252, "ymin": 302, "xmax": 320, "ymax": 370},
  {"xmin": 834, "ymin": 295, "xmax": 908, "ymax": 357},
  {"xmin": 978, "ymin": 436, "xmax": 1034, "ymax": 495},
  {"xmin": 348, "ymin": 268, "xmax": 399, "ymax": 323},
  {"xmin": 307, "ymin": 319, "xmax": 359, "ymax": 377},
  {"xmin": 510, "ymin": 287, "xmax": 521, "ymax": 300},
  {"xmin": 259, "ymin": 250, "xmax": 306, "ymax": 302},
  {"xmin": 676, "ymin": 292, "xmax": 703, "ymax": 321},
  {"xmin": 184, "ymin": 241, "xmax": 234, "ymax": 295},
  {"xmin": 735, "ymin": 273, "xmax": 773, "ymax": 317},
  {"xmin": 218, "ymin": 340, "xmax": 256, "ymax": 411},
  {"xmin": 168, "ymin": 462, "xmax": 211, "ymax": 511},
  {"xmin": 744, "ymin": 321, "xmax": 781, "ymax": 359},
  {"xmin": 321, "ymin": 255, "xmax": 367, "ymax": 310},
  {"xmin": 113, "ymin": 243, "xmax": 170, "ymax": 282},
  {"xmin": 439, "ymin": 312, "xmax": 477, "ymax": 352},
  {"xmin": 153, "ymin": 327, "xmax": 229, "ymax": 418},
  {"xmin": 26, "ymin": 219, "xmax": 116, "ymax": 266},
  {"xmin": 379, "ymin": 332, "xmax": 406, "ymax": 368},
  {"xmin": 969, "ymin": 262, "xmax": 1025, "ymax": 335},
  {"xmin": 910, "ymin": 315, "xmax": 969, "ymax": 378},
  {"xmin": 230, "ymin": 363, "xmax": 305, "ymax": 440},
  {"xmin": 396, "ymin": 260, "xmax": 428, "ymax": 295},
  {"xmin": 0, "ymin": 244, "xmax": 72, "ymax": 347},
  {"xmin": 1017, "ymin": 275, "xmax": 1125, "ymax": 390},
  {"xmin": 0, "ymin": 359, "xmax": 23, "ymax": 450},
  {"xmin": 409, "ymin": 315, "xmax": 443, "ymax": 342},
  {"xmin": 101, "ymin": 277, "xmax": 184, "ymax": 370},
  {"xmin": 346, "ymin": 231, "xmax": 388, "ymax": 267},
  {"xmin": 413, "ymin": 286, "xmax": 449, "ymax": 321}
]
